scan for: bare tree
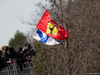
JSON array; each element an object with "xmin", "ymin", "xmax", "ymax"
[{"xmin": 31, "ymin": 0, "xmax": 100, "ymax": 75}]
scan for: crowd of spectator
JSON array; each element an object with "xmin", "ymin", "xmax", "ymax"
[{"xmin": 0, "ymin": 43, "xmax": 36, "ymax": 71}]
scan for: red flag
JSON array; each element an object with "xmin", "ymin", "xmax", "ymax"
[{"xmin": 36, "ymin": 10, "xmax": 68, "ymax": 40}]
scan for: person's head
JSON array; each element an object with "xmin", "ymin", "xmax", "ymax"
[
  {"xmin": 1, "ymin": 45, "xmax": 7, "ymax": 52},
  {"xmin": 28, "ymin": 44, "xmax": 32, "ymax": 49},
  {"xmin": 0, "ymin": 50, "xmax": 4, "ymax": 57},
  {"xmin": 24, "ymin": 43, "xmax": 28, "ymax": 50},
  {"xmin": 5, "ymin": 46, "xmax": 10, "ymax": 54},
  {"xmin": 18, "ymin": 47, "xmax": 23, "ymax": 53},
  {"xmin": 9, "ymin": 47, "xmax": 14, "ymax": 53}
]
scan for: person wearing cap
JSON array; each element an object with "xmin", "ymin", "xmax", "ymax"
[{"xmin": 23, "ymin": 43, "xmax": 29, "ymax": 51}]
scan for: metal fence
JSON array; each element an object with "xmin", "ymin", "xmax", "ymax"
[{"xmin": 0, "ymin": 62, "xmax": 34, "ymax": 75}]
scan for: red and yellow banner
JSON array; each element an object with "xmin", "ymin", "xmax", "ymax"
[{"xmin": 36, "ymin": 10, "xmax": 68, "ymax": 40}]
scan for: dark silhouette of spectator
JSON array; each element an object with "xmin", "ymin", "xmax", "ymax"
[
  {"xmin": 22, "ymin": 50, "xmax": 29, "ymax": 63},
  {"xmin": 9, "ymin": 47, "xmax": 17, "ymax": 63},
  {"xmin": 0, "ymin": 43, "xmax": 36, "ymax": 71},
  {"xmin": 0, "ymin": 50, "xmax": 11, "ymax": 70},
  {"xmin": 24, "ymin": 43, "xmax": 36, "ymax": 57},
  {"xmin": 4, "ymin": 46, "xmax": 10, "ymax": 61},
  {"xmin": 1, "ymin": 46, "xmax": 10, "ymax": 53},
  {"xmin": 16, "ymin": 47, "xmax": 24, "ymax": 71},
  {"xmin": 28, "ymin": 44, "xmax": 36, "ymax": 57},
  {"xmin": 17, "ymin": 47, "xmax": 23, "ymax": 59}
]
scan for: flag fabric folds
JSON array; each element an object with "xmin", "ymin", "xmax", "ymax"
[
  {"xmin": 36, "ymin": 9, "xmax": 68, "ymax": 40},
  {"xmin": 33, "ymin": 29, "xmax": 60, "ymax": 45}
]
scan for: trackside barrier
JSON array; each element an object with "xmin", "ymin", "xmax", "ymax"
[{"xmin": 0, "ymin": 62, "xmax": 34, "ymax": 75}]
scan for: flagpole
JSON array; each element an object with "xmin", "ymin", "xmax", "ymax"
[
  {"xmin": 66, "ymin": 23, "xmax": 72, "ymax": 75},
  {"xmin": 66, "ymin": 23, "xmax": 69, "ymax": 48}
]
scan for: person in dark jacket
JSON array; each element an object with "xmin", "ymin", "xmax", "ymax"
[
  {"xmin": 24, "ymin": 43, "xmax": 36, "ymax": 57},
  {"xmin": 16, "ymin": 47, "xmax": 24, "ymax": 71},
  {"xmin": 4, "ymin": 46, "xmax": 10, "ymax": 61},
  {"xmin": 28, "ymin": 44, "xmax": 36, "ymax": 57},
  {"xmin": 9, "ymin": 47, "xmax": 17, "ymax": 63},
  {"xmin": 0, "ymin": 50, "xmax": 11, "ymax": 70},
  {"xmin": 21, "ymin": 50, "xmax": 30, "ymax": 63},
  {"xmin": 17, "ymin": 47, "xmax": 23, "ymax": 59}
]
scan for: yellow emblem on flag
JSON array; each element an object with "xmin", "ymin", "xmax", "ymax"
[{"xmin": 46, "ymin": 22, "xmax": 58, "ymax": 35}]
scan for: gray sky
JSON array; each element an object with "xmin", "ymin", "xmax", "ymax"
[{"xmin": 0, "ymin": 0, "xmax": 49, "ymax": 48}]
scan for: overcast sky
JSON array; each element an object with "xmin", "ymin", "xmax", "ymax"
[{"xmin": 0, "ymin": 0, "xmax": 49, "ymax": 48}]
